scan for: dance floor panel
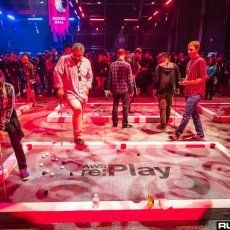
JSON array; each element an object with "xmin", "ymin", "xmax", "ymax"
[
  {"xmin": 15, "ymin": 102, "xmax": 33, "ymax": 117},
  {"xmin": 198, "ymin": 103, "xmax": 230, "ymax": 123},
  {"xmin": 47, "ymin": 103, "xmax": 182, "ymax": 123},
  {"xmin": 0, "ymin": 141, "xmax": 229, "ymax": 223}
]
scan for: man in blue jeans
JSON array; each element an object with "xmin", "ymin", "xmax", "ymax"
[{"xmin": 169, "ymin": 40, "xmax": 208, "ymax": 141}]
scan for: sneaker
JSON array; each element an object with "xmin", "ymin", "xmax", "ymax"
[
  {"xmin": 74, "ymin": 138, "xmax": 85, "ymax": 145},
  {"xmin": 122, "ymin": 124, "xmax": 132, "ymax": 128},
  {"xmin": 20, "ymin": 169, "xmax": 30, "ymax": 181},
  {"xmin": 190, "ymin": 135, "xmax": 204, "ymax": 141},
  {"xmin": 169, "ymin": 132, "xmax": 180, "ymax": 141}
]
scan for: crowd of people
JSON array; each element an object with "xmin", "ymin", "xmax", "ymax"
[{"xmin": 0, "ymin": 46, "xmax": 229, "ymax": 103}]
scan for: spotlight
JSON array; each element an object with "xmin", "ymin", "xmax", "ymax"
[
  {"xmin": 166, "ymin": 0, "xmax": 173, "ymax": 5},
  {"xmin": 81, "ymin": 13, "xmax": 84, "ymax": 18},
  {"xmin": 7, "ymin": 15, "xmax": 15, "ymax": 20},
  {"xmin": 151, "ymin": 1, "xmax": 155, "ymax": 4},
  {"xmin": 69, "ymin": 17, "xmax": 75, "ymax": 21},
  {"xmin": 0, "ymin": 10, "xmax": 2, "ymax": 15},
  {"xmin": 40, "ymin": 0, "xmax": 44, "ymax": 3},
  {"xmin": 79, "ymin": 6, "xmax": 82, "ymax": 12},
  {"xmin": 97, "ymin": 1, "xmax": 102, "ymax": 4},
  {"xmin": 69, "ymin": 1, "xmax": 73, "ymax": 7},
  {"xmin": 153, "ymin": 11, "xmax": 158, "ymax": 16}
]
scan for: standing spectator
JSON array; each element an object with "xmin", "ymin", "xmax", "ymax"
[
  {"xmin": 154, "ymin": 52, "xmax": 181, "ymax": 130},
  {"xmin": 205, "ymin": 57, "xmax": 217, "ymax": 100},
  {"xmin": 0, "ymin": 70, "xmax": 30, "ymax": 181},
  {"xmin": 170, "ymin": 41, "xmax": 208, "ymax": 141},
  {"xmin": 125, "ymin": 48, "xmax": 142, "ymax": 113},
  {"xmin": 54, "ymin": 43, "xmax": 93, "ymax": 146},
  {"xmin": 106, "ymin": 48, "xmax": 134, "ymax": 128},
  {"xmin": 21, "ymin": 54, "xmax": 36, "ymax": 106}
]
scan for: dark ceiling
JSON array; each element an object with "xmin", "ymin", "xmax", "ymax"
[{"xmin": 0, "ymin": 0, "xmax": 176, "ymax": 33}]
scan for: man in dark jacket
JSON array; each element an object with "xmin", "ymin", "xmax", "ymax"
[{"xmin": 154, "ymin": 52, "xmax": 181, "ymax": 130}]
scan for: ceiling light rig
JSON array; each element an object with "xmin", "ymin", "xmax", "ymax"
[{"xmin": 146, "ymin": 0, "xmax": 174, "ymax": 28}]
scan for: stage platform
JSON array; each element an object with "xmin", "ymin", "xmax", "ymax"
[
  {"xmin": 198, "ymin": 103, "xmax": 230, "ymax": 123},
  {"xmin": 47, "ymin": 103, "xmax": 182, "ymax": 124},
  {"xmin": 0, "ymin": 96, "xmax": 230, "ymax": 226},
  {"xmin": 0, "ymin": 141, "xmax": 229, "ymax": 223}
]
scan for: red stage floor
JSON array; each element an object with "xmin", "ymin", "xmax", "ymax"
[{"xmin": 0, "ymin": 95, "xmax": 230, "ymax": 226}]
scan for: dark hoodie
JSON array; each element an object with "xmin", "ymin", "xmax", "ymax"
[{"xmin": 154, "ymin": 61, "xmax": 181, "ymax": 94}]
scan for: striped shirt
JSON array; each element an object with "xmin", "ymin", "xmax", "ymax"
[
  {"xmin": 107, "ymin": 59, "xmax": 133, "ymax": 94},
  {"xmin": 54, "ymin": 55, "xmax": 93, "ymax": 103},
  {"xmin": 0, "ymin": 82, "xmax": 15, "ymax": 130},
  {"xmin": 184, "ymin": 55, "xmax": 207, "ymax": 97}
]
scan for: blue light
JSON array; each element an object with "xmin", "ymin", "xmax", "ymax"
[
  {"xmin": 69, "ymin": 17, "xmax": 75, "ymax": 21},
  {"xmin": 28, "ymin": 17, "xmax": 43, "ymax": 21},
  {"xmin": 7, "ymin": 15, "xmax": 15, "ymax": 20},
  {"xmin": 40, "ymin": 0, "xmax": 44, "ymax": 3},
  {"xmin": 0, "ymin": 10, "xmax": 2, "ymax": 15}
]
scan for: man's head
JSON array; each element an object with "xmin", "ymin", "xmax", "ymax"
[
  {"xmin": 134, "ymin": 48, "xmax": 143, "ymax": 61},
  {"xmin": 72, "ymin": 43, "xmax": 85, "ymax": 62},
  {"xmin": 21, "ymin": 54, "xmax": 29, "ymax": 64},
  {"xmin": 117, "ymin": 48, "xmax": 126, "ymax": 60},
  {"xmin": 157, "ymin": 52, "xmax": 170, "ymax": 64},
  {"xmin": 64, "ymin": 44, "xmax": 72, "ymax": 55},
  {"xmin": 188, "ymin": 40, "xmax": 200, "ymax": 59}
]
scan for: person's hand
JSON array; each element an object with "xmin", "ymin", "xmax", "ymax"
[
  {"xmin": 179, "ymin": 79, "xmax": 189, "ymax": 86},
  {"xmin": 104, "ymin": 90, "xmax": 111, "ymax": 98},
  {"xmin": 86, "ymin": 87, "xmax": 90, "ymax": 96},
  {"xmin": 57, "ymin": 87, "xmax": 64, "ymax": 98}
]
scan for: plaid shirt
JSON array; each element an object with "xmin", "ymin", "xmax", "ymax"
[
  {"xmin": 107, "ymin": 59, "xmax": 133, "ymax": 94},
  {"xmin": 0, "ymin": 82, "xmax": 15, "ymax": 130},
  {"xmin": 185, "ymin": 55, "xmax": 207, "ymax": 97}
]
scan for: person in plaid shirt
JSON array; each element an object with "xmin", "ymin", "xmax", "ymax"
[
  {"xmin": 0, "ymin": 70, "xmax": 29, "ymax": 181},
  {"xmin": 170, "ymin": 40, "xmax": 208, "ymax": 141},
  {"xmin": 106, "ymin": 48, "xmax": 134, "ymax": 128}
]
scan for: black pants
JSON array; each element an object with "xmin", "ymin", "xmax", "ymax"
[
  {"xmin": 205, "ymin": 79, "xmax": 214, "ymax": 99},
  {"xmin": 112, "ymin": 93, "xmax": 130, "ymax": 126},
  {"xmin": 158, "ymin": 93, "xmax": 173, "ymax": 127},
  {"xmin": 5, "ymin": 109, "xmax": 27, "ymax": 170}
]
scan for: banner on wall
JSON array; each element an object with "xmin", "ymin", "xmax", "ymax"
[{"xmin": 48, "ymin": 0, "xmax": 70, "ymax": 42}]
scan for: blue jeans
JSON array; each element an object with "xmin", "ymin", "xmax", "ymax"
[{"xmin": 176, "ymin": 94, "xmax": 204, "ymax": 137}]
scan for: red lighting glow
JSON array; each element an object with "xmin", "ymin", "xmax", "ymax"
[
  {"xmin": 153, "ymin": 11, "xmax": 158, "ymax": 16},
  {"xmin": 79, "ymin": 6, "xmax": 82, "ymax": 12},
  {"xmin": 166, "ymin": 0, "xmax": 173, "ymax": 5}
]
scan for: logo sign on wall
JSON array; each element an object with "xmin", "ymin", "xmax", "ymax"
[{"xmin": 48, "ymin": 0, "xmax": 70, "ymax": 42}]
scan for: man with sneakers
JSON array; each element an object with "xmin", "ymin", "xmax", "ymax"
[
  {"xmin": 106, "ymin": 48, "xmax": 134, "ymax": 128},
  {"xmin": 54, "ymin": 43, "xmax": 93, "ymax": 146},
  {"xmin": 154, "ymin": 52, "xmax": 181, "ymax": 130},
  {"xmin": 0, "ymin": 70, "xmax": 30, "ymax": 181},
  {"xmin": 169, "ymin": 41, "xmax": 207, "ymax": 141}
]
